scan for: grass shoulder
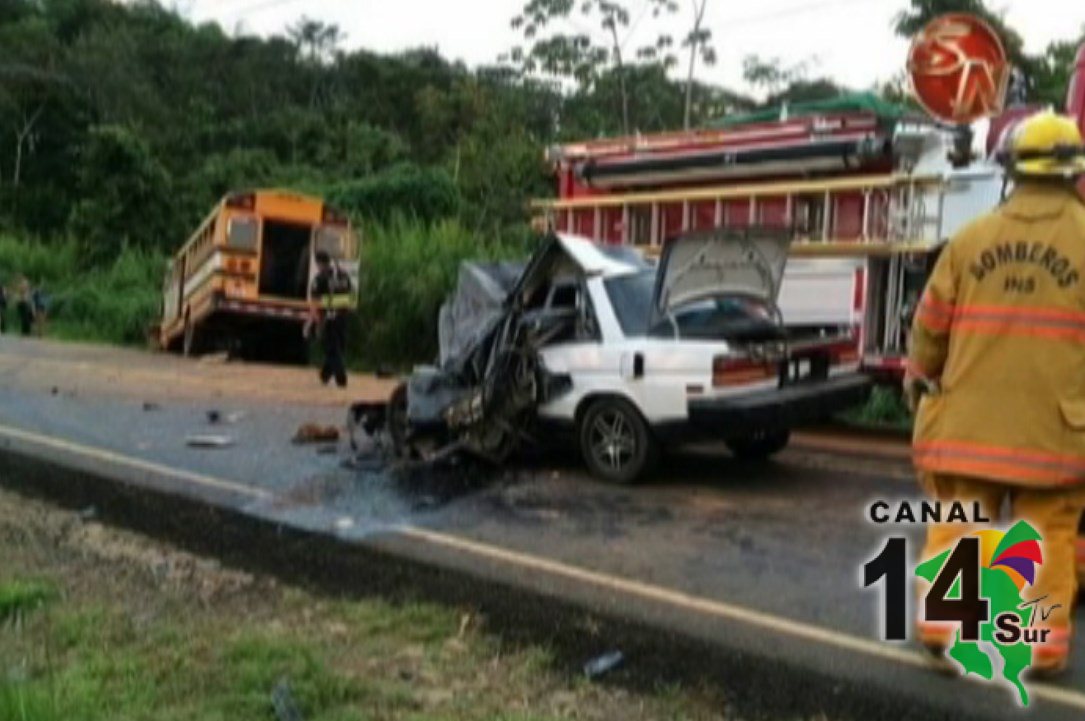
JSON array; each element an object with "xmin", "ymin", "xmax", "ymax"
[{"xmin": 0, "ymin": 487, "xmax": 732, "ymax": 721}]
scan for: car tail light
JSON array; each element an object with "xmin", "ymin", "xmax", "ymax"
[
  {"xmin": 828, "ymin": 337, "xmax": 862, "ymax": 366},
  {"xmin": 713, "ymin": 356, "xmax": 777, "ymax": 387},
  {"xmin": 225, "ymin": 192, "xmax": 255, "ymax": 210}
]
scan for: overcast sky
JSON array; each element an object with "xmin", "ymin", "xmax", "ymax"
[{"xmin": 175, "ymin": 0, "xmax": 1083, "ymax": 95}]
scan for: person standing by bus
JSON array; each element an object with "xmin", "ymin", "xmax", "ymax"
[
  {"xmin": 14, "ymin": 277, "xmax": 34, "ymax": 336},
  {"xmin": 307, "ymin": 250, "xmax": 354, "ymax": 387},
  {"xmin": 31, "ymin": 284, "xmax": 49, "ymax": 336},
  {"xmin": 0, "ymin": 279, "xmax": 7, "ymax": 334}
]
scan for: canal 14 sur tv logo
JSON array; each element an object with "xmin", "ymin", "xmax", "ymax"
[{"xmin": 863, "ymin": 501, "xmax": 1055, "ymax": 706}]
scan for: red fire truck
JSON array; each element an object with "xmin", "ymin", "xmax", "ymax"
[{"xmin": 534, "ymin": 45, "xmax": 1085, "ymax": 382}]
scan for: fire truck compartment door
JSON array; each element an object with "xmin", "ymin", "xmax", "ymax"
[{"xmin": 652, "ymin": 228, "xmax": 792, "ymax": 316}]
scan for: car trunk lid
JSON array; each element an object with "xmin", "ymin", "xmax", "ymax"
[{"xmin": 652, "ymin": 227, "xmax": 791, "ymax": 318}]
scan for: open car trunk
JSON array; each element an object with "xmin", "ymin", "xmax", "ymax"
[
  {"xmin": 647, "ymin": 227, "xmax": 792, "ymax": 343},
  {"xmin": 653, "ymin": 227, "xmax": 791, "ymax": 315},
  {"xmin": 259, "ymin": 219, "xmax": 312, "ymax": 299}
]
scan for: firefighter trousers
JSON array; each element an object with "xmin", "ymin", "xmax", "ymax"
[{"xmin": 916, "ymin": 473, "xmax": 1085, "ymax": 670}]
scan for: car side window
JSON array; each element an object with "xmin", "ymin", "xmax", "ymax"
[
  {"xmin": 530, "ymin": 280, "xmax": 600, "ymax": 346},
  {"xmin": 551, "ymin": 283, "xmax": 578, "ymax": 309}
]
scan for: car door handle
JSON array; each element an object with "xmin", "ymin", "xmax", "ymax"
[{"xmin": 620, "ymin": 352, "xmax": 645, "ymax": 380}]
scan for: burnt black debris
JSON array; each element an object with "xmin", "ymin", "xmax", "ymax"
[{"xmin": 348, "ymin": 236, "xmax": 593, "ymax": 469}]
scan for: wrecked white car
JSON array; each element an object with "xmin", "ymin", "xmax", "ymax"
[{"xmin": 353, "ymin": 229, "xmax": 871, "ymax": 483}]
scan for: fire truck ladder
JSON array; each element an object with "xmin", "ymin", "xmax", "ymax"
[
  {"xmin": 532, "ymin": 173, "xmax": 947, "ymax": 257},
  {"xmin": 534, "ymin": 173, "xmax": 954, "ymax": 372}
]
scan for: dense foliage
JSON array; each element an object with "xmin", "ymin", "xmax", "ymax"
[
  {"xmin": 0, "ymin": 234, "xmax": 161, "ymax": 344},
  {"xmin": 0, "ymin": 0, "xmax": 762, "ymax": 364},
  {"xmin": 0, "ymin": 0, "xmax": 1081, "ymax": 367},
  {"xmin": 0, "ymin": 0, "xmax": 759, "ymax": 260}
]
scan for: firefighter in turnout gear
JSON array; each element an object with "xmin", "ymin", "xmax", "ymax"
[
  {"xmin": 905, "ymin": 113, "xmax": 1085, "ymax": 676},
  {"xmin": 308, "ymin": 250, "xmax": 354, "ymax": 387}
]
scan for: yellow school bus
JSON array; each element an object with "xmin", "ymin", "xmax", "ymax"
[{"xmin": 159, "ymin": 189, "xmax": 359, "ymax": 358}]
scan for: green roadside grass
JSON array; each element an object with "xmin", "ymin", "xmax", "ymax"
[
  {"xmin": 2, "ymin": 591, "xmax": 478, "ymax": 721},
  {"xmin": 837, "ymin": 387, "xmax": 913, "ymax": 433},
  {"xmin": 0, "ymin": 490, "xmax": 732, "ymax": 721},
  {"xmin": 0, "ymin": 577, "xmax": 727, "ymax": 721}
]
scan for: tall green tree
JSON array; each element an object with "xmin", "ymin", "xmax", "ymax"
[
  {"xmin": 0, "ymin": 12, "xmax": 66, "ymax": 188},
  {"xmin": 0, "ymin": 0, "xmax": 760, "ymax": 264},
  {"xmin": 69, "ymin": 125, "xmax": 174, "ymax": 265},
  {"xmin": 680, "ymin": 0, "xmax": 715, "ymax": 129},
  {"xmin": 1029, "ymin": 31, "xmax": 1085, "ymax": 109},
  {"xmin": 508, "ymin": 0, "xmax": 678, "ymax": 134}
]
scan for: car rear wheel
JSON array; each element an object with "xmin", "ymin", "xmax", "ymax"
[
  {"xmin": 578, "ymin": 397, "xmax": 657, "ymax": 484},
  {"xmin": 726, "ymin": 429, "xmax": 791, "ymax": 460}
]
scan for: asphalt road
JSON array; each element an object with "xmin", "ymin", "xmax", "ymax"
[{"xmin": 2, "ymin": 336, "xmax": 1085, "ymax": 719}]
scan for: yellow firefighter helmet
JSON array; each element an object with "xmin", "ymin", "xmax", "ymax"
[{"xmin": 1006, "ymin": 112, "xmax": 1085, "ymax": 178}]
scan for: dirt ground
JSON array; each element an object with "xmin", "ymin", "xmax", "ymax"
[
  {"xmin": 0, "ymin": 487, "xmax": 742, "ymax": 721},
  {"xmin": 0, "ymin": 337, "xmax": 398, "ymax": 408}
]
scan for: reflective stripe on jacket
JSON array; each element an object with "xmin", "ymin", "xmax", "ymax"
[
  {"xmin": 324, "ymin": 293, "xmax": 354, "ymax": 310},
  {"xmin": 316, "ymin": 266, "xmax": 355, "ymax": 312},
  {"xmin": 909, "ymin": 183, "xmax": 1085, "ymax": 487}
]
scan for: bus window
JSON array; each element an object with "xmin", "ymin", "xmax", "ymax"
[
  {"xmin": 314, "ymin": 226, "xmax": 345, "ymax": 259},
  {"xmin": 227, "ymin": 217, "xmax": 258, "ymax": 252}
]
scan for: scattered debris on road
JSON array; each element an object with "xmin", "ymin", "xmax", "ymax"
[
  {"xmin": 142, "ymin": 401, "xmax": 161, "ymax": 412},
  {"xmin": 207, "ymin": 409, "xmax": 246, "ymax": 425},
  {"xmin": 583, "ymin": 650, "xmax": 624, "ymax": 679},
  {"xmin": 198, "ymin": 351, "xmax": 231, "ymax": 365},
  {"xmin": 185, "ymin": 434, "xmax": 236, "ymax": 449},
  {"xmin": 293, "ymin": 423, "xmax": 340, "ymax": 444}
]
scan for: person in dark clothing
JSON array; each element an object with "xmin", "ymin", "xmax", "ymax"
[
  {"xmin": 30, "ymin": 286, "xmax": 48, "ymax": 336},
  {"xmin": 308, "ymin": 251, "xmax": 354, "ymax": 387},
  {"xmin": 0, "ymin": 281, "xmax": 7, "ymax": 334},
  {"xmin": 15, "ymin": 277, "xmax": 33, "ymax": 336}
]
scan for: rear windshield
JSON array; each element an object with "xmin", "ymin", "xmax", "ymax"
[
  {"xmin": 668, "ymin": 297, "xmax": 778, "ymax": 341},
  {"xmin": 604, "ymin": 270, "xmax": 779, "ymax": 340}
]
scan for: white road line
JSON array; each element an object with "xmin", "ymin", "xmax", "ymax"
[
  {"xmin": 0, "ymin": 422, "xmax": 273, "ymax": 501},
  {"xmin": 396, "ymin": 526, "xmax": 1085, "ymax": 711},
  {"xmin": 1, "ymin": 421, "xmax": 1083, "ymax": 711}
]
